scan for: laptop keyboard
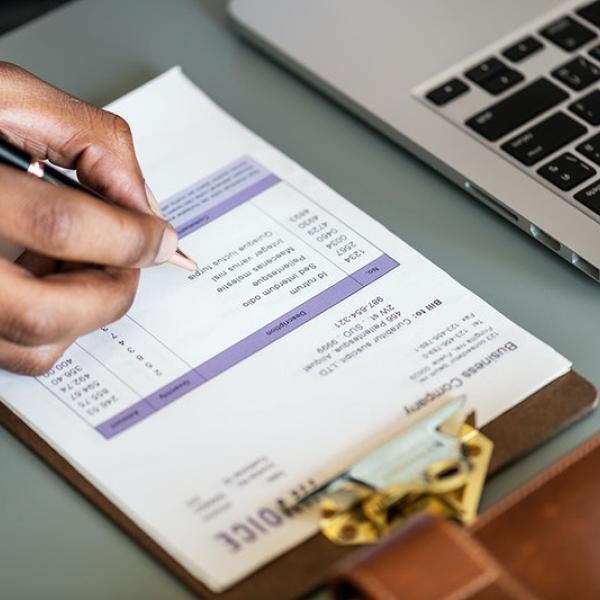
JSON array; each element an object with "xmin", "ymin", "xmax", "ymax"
[
  {"xmin": 420, "ymin": 0, "xmax": 600, "ymax": 220},
  {"xmin": 464, "ymin": 78, "xmax": 568, "ymax": 141}
]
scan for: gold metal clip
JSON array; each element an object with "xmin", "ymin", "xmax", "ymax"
[{"xmin": 318, "ymin": 397, "xmax": 493, "ymax": 545}]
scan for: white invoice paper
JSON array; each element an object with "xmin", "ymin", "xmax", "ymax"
[{"xmin": 0, "ymin": 68, "xmax": 571, "ymax": 591}]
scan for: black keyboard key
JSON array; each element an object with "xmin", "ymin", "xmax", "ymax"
[
  {"xmin": 537, "ymin": 152, "xmax": 595, "ymax": 190},
  {"xmin": 465, "ymin": 57, "xmax": 523, "ymax": 95},
  {"xmin": 426, "ymin": 78, "xmax": 469, "ymax": 106},
  {"xmin": 569, "ymin": 89, "xmax": 600, "ymax": 124},
  {"xmin": 465, "ymin": 78, "xmax": 568, "ymax": 142},
  {"xmin": 540, "ymin": 16, "xmax": 596, "ymax": 51},
  {"xmin": 574, "ymin": 179, "xmax": 600, "ymax": 214},
  {"xmin": 552, "ymin": 56, "xmax": 600, "ymax": 91},
  {"xmin": 503, "ymin": 36, "xmax": 544, "ymax": 63},
  {"xmin": 576, "ymin": 132, "xmax": 600, "ymax": 165},
  {"xmin": 465, "ymin": 57, "xmax": 505, "ymax": 84},
  {"xmin": 480, "ymin": 68, "xmax": 524, "ymax": 95},
  {"xmin": 577, "ymin": 1, "xmax": 600, "ymax": 28},
  {"xmin": 589, "ymin": 43, "xmax": 600, "ymax": 61},
  {"xmin": 501, "ymin": 112, "xmax": 586, "ymax": 166}
]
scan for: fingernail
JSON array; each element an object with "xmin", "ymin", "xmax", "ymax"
[
  {"xmin": 156, "ymin": 225, "xmax": 179, "ymax": 265},
  {"xmin": 168, "ymin": 250, "xmax": 198, "ymax": 271},
  {"xmin": 147, "ymin": 183, "xmax": 199, "ymax": 271},
  {"xmin": 145, "ymin": 183, "xmax": 164, "ymax": 218}
]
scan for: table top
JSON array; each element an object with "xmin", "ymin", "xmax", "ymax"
[{"xmin": 1, "ymin": 1, "xmax": 599, "ymax": 598}]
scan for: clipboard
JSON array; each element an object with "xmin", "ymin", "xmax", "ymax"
[{"xmin": 1, "ymin": 369, "xmax": 596, "ymax": 600}]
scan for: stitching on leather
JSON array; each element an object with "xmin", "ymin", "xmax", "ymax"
[
  {"xmin": 346, "ymin": 520, "xmax": 535, "ymax": 600},
  {"xmin": 472, "ymin": 434, "xmax": 600, "ymax": 531},
  {"xmin": 439, "ymin": 520, "xmax": 499, "ymax": 572},
  {"xmin": 344, "ymin": 522, "xmax": 500, "ymax": 600},
  {"xmin": 436, "ymin": 522, "xmax": 529, "ymax": 600},
  {"xmin": 444, "ymin": 570, "xmax": 535, "ymax": 600},
  {"xmin": 444, "ymin": 571, "xmax": 496, "ymax": 600},
  {"xmin": 439, "ymin": 522, "xmax": 499, "ymax": 589},
  {"xmin": 496, "ymin": 571, "xmax": 538, "ymax": 600}
]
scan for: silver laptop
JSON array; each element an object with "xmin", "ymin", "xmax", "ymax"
[{"xmin": 230, "ymin": 0, "xmax": 600, "ymax": 282}]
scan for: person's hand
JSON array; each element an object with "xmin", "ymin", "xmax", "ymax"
[{"xmin": 0, "ymin": 62, "xmax": 179, "ymax": 375}]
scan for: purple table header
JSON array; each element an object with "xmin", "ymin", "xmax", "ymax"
[{"xmin": 160, "ymin": 157, "xmax": 280, "ymax": 238}]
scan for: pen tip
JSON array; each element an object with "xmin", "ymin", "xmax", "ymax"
[{"xmin": 168, "ymin": 248, "xmax": 198, "ymax": 271}]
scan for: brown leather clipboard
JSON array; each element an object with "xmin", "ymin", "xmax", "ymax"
[{"xmin": 0, "ymin": 370, "xmax": 596, "ymax": 600}]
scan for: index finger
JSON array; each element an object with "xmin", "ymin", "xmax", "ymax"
[
  {"xmin": 0, "ymin": 62, "xmax": 149, "ymax": 213},
  {"xmin": 0, "ymin": 166, "xmax": 178, "ymax": 268}
]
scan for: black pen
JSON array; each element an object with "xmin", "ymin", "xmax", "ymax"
[{"xmin": 0, "ymin": 138, "xmax": 197, "ymax": 271}]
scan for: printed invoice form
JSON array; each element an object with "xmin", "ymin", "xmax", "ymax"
[{"xmin": 0, "ymin": 68, "xmax": 571, "ymax": 591}]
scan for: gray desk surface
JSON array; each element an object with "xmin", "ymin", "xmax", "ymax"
[{"xmin": 1, "ymin": 1, "xmax": 599, "ymax": 598}]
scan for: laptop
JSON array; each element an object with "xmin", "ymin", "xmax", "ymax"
[{"xmin": 229, "ymin": 0, "xmax": 600, "ymax": 282}]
